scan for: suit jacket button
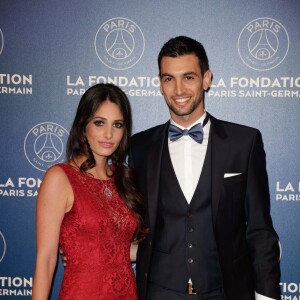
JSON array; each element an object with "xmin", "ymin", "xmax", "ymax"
[
  {"xmin": 187, "ymin": 258, "xmax": 194, "ymax": 264},
  {"xmin": 144, "ymin": 272, "xmax": 148, "ymax": 278}
]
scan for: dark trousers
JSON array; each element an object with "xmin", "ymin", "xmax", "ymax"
[{"xmin": 147, "ymin": 282, "xmax": 225, "ymax": 300}]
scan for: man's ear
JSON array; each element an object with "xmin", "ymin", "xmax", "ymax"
[{"xmin": 203, "ymin": 70, "xmax": 212, "ymax": 91}]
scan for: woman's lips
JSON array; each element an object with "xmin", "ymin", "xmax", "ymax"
[{"xmin": 99, "ymin": 142, "xmax": 114, "ymax": 148}]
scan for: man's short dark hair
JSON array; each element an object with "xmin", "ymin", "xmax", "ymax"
[{"xmin": 158, "ymin": 36, "xmax": 209, "ymax": 76}]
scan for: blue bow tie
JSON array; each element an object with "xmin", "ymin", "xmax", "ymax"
[{"xmin": 168, "ymin": 116, "xmax": 209, "ymax": 144}]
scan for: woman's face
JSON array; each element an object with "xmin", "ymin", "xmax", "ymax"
[{"xmin": 85, "ymin": 100, "xmax": 124, "ymax": 160}]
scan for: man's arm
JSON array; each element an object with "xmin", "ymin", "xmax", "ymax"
[{"xmin": 245, "ymin": 130, "xmax": 281, "ymax": 299}]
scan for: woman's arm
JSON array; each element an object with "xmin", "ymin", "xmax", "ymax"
[
  {"xmin": 130, "ymin": 242, "xmax": 138, "ymax": 262},
  {"xmin": 32, "ymin": 166, "xmax": 72, "ymax": 300}
]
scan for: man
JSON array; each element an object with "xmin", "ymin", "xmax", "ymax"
[{"xmin": 130, "ymin": 36, "xmax": 281, "ymax": 300}]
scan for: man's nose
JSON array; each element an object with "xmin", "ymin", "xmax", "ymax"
[{"xmin": 175, "ymin": 80, "xmax": 184, "ymax": 95}]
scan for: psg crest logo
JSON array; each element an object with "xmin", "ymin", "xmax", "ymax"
[
  {"xmin": 24, "ymin": 122, "xmax": 69, "ymax": 172},
  {"xmin": 94, "ymin": 17, "xmax": 145, "ymax": 70},
  {"xmin": 238, "ymin": 17, "xmax": 289, "ymax": 71}
]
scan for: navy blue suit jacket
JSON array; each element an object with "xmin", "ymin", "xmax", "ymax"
[{"xmin": 130, "ymin": 113, "xmax": 281, "ymax": 300}]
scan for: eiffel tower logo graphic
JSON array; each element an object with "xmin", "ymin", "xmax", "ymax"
[
  {"xmin": 106, "ymin": 29, "xmax": 133, "ymax": 59},
  {"xmin": 35, "ymin": 133, "xmax": 62, "ymax": 162},
  {"xmin": 249, "ymin": 29, "xmax": 277, "ymax": 61}
]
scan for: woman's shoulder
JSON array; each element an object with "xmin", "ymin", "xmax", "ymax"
[
  {"xmin": 37, "ymin": 163, "xmax": 73, "ymax": 204},
  {"xmin": 42, "ymin": 163, "xmax": 73, "ymax": 187},
  {"xmin": 48, "ymin": 162, "xmax": 81, "ymax": 175}
]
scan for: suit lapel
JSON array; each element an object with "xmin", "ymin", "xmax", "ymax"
[
  {"xmin": 208, "ymin": 114, "xmax": 229, "ymax": 228},
  {"xmin": 146, "ymin": 122, "xmax": 169, "ymax": 236}
]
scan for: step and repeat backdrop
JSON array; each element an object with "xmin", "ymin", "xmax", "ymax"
[{"xmin": 0, "ymin": 0, "xmax": 299, "ymax": 299}]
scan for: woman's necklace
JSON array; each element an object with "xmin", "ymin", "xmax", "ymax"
[
  {"xmin": 92, "ymin": 163, "xmax": 113, "ymax": 199},
  {"xmin": 103, "ymin": 181, "xmax": 112, "ymax": 199}
]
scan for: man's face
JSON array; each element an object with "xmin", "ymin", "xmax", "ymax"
[{"xmin": 159, "ymin": 54, "xmax": 211, "ymax": 126}]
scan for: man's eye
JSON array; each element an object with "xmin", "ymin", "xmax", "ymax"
[
  {"xmin": 163, "ymin": 77, "xmax": 172, "ymax": 82},
  {"xmin": 185, "ymin": 76, "xmax": 194, "ymax": 80}
]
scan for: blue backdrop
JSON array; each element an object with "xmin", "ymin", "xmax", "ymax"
[{"xmin": 0, "ymin": 1, "xmax": 299, "ymax": 299}]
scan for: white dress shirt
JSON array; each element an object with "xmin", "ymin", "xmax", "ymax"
[
  {"xmin": 168, "ymin": 113, "xmax": 209, "ymax": 203},
  {"xmin": 168, "ymin": 112, "xmax": 275, "ymax": 300}
]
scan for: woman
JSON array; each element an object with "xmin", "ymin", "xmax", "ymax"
[{"xmin": 32, "ymin": 83, "xmax": 146, "ymax": 299}]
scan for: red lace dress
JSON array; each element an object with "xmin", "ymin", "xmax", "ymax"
[{"xmin": 57, "ymin": 163, "xmax": 138, "ymax": 300}]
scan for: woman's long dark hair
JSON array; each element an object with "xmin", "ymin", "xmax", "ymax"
[{"xmin": 67, "ymin": 83, "xmax": 147, "ymax": 240}]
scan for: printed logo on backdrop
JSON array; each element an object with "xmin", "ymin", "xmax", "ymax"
[
  {"xmin": 0, "ymin": 29, "xmax": 33, "ymax": 95},
  {"xmin": 280, "ymin": 282, "xmax": 300, "ymax": 299},
  {"xmin": 0, "ymin": 231, "xmax": 6, "ymax": 263},
  {"xmin": 0, "ymin": 176, "xmax": 42, "ymax": 198},
  {"xmin": 275, "ymin": 181, "xmax": 300, "ymax": 201},
  {"xmin": 208, "ymin": 18, "xmax": 298, "ymax": 100},
  {"xmin": 94, "ymin": 17, "xmax": 145, "ymax": 70},
  {"xmin": 238, "ymin": 17, "xmax": 289, "ymax": 71},
  {"xmin": 0, "ymin": 73, "xmax": 32, "ymax": 95},
  {"xmin": 67, "ymin": 17, "xmax": 159, "ymax": 97},
  {"xmin": 0, "ymin": 28, "xmax": 4, "ymax": 56},
  {"xmin": 0, "ymin": 277, "xmax": 32, "ymax": 296},
  {"xmin": 24, "ymin": 122, "xmax": 69, "ymax": 172}
]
